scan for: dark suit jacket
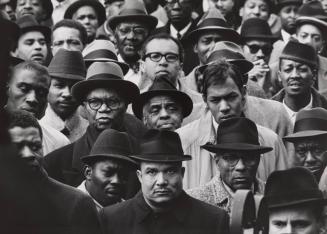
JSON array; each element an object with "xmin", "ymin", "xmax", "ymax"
[{"xmin": 100, "ymin": 191, "xmax": 230, "ymax": 234}]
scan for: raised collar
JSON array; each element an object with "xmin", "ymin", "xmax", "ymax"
[
  {"xmin": 77, "ymin": 180, "xmax": 103, "ymax": 212},
  {"xmin": 170, "ymin": 22, "xmax": 192, "ymax": 39}
]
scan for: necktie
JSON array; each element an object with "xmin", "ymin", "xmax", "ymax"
[
  {"xmin": 61, "ymin": 127, "xmax": 70, "ymax": 137},
  {"xmin": 177, "ymin": 32, "xmax": 182, "ymax": 40}
]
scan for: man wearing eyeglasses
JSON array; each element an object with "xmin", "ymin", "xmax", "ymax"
[{"xmin": 241, "ymin": 18, "xmax": 278, "ymax": 97}]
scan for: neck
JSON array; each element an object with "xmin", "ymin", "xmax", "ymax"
[
  {"xmin": 284, "ymin": 91, "xmax": 311, "ymax": 112},
  {"xmin": 121, "ymin": 54, "xmax": 140, "ymax": 68},
  {"xmin": 171, "ymin": 19, "xmax": 190, "ymax": 31},
  {"xmin": 143, "ymin": 195, "xmax": 177, "ymax": 213}
]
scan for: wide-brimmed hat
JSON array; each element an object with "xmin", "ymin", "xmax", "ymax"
[
  {"xmin": 48, "ymin": 49, "xmax": 86, "ymax": 81},
  {"xmin": 132, "ymin": 76, "xmax": 193, "ymax": 119},
  {"xmin": 240, "ymin": 18, "xmax": 278, "ymax": 42},
  {"xmin": 72, "ymin": 61, "xmax": 140, "ymax": 103},
  {"xmin": 130, "ymin": 129, "xmax": 192, "ymax": 162},
  {"xmin": 280, "ymin": 39, "xmax": 318, "ymax": 69},
  {"xmin": 81, "ymin": 129, "xmax": 137, "ymax": 166},
  {"xmin": 264, "ymin": 167, "xmax": 327, "ymax": 209},
  {"xmin": 82, "ymin": 39, "xmax": 129, "ymax": 75},
  {"xmin": 202, "ymin": 117, "xmax": 273, "ymax": 154},
  {"xmin": 283, "ymin": 108, "xmax": 327, "ymax": 142},
  {"xmin": 16, "ymin": 15, "xmax": 51, "ymax": 43},
  {"xmin": 296, "ymin": 1, "xmax": 327, "ymax": 32},
  {"xmin": 108, "ymin": 0, "xmax": 158, "ymax": 31},
  {"xmin": 64, "ymin": 0, "xmax": 106, "ymax": 26},
  {"xmin": 197, "ymin": 41, "xmax": 254, "ymax": 77},
  {"xmin": 275, "ymin": 0, "xmax": 302, "ymax": 13},
  {"xmin": 182, "ymin": 7, "xmax": 241, "ymax": 44}
]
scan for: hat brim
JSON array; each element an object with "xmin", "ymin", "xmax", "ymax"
[
  {"xmin": 283, "ymin": 131, "xmax": 327, "ymax": 142},
  {"xmin": 275, "ymin": 1, "xmax": 302, "ymax": 13},
  {"xmin": 201, "ymin": 143, "xmax": 273, "ymax": 154},
  {"xmin": 72, "ymin": 77, "xmax": 140, "ymax": 104},
  {"xmin": 130, "ymin": 154, "xmax": 192, "ymax": 163},
  {"xmin": 182, "ymin": 27, "xmax": 241, "ymax": 44},
  {"xmin": 132, "ymin": 89, "xmax": 193, "ymax": 119},
  {"xmin": 21, "ymin": 25, "xmax": 51, "ymax": 43},
  {"xmin": 267, "ymin": 197, "xmax": 327, "ymax": 209},
  {"xmin": 296, "ymin": 17, "xmax": 327, "ymax": 32},
  {"xmin": 241, "ymin": 35, "xmax": 279, "ymax": 43},
  {"xmin": 81, "ymin": 153, "xmax": 137, "ymax": 166},
  {"xmin": 108, "ymin": 15, "xmax": 158, "ymax": 31},
  {"xmin": 50, "ymin": 73, "xmax": 85, "ymax": 81},
  {"xmin": 197, "ymin": 59, "xmax": 254, "ymax": 75},
  {"xmin": 64, "ymin": 0, "xmax": 106, "ymax": 26},
  {"xmin": 84, "ymin": 59, "xmax": 130, "ymax": 75}
]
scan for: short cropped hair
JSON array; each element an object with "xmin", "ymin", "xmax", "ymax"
[
  {"xmin": 52, "ymin": 19, "xmax": 88, "ymax": 46},
  {"xmin": 8, "ymin": 110, "xmax": 43, "ymax": 139},
  {"xmin": 202, "ymin": 60, "xmax": 246, "ymax": 97},
  {"xmin": 139, "ymin": 33, "xmax": 184, "ymax": 63},
  {"xmin": 11, "ymin": 61, "xmax": 50, "ymax": 83}
]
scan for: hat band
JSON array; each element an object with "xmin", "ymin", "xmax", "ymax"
[
  {"xmin": 140, "ymin": 141, "xmax": 184, "ymax": 157},
  {"xmin": 294, "ymin": 118, "xmax": 327, "ymax": 133},
  {"xmin": 207, "ymin": 50, "xmax": 245, "ymax": 63},
  {"xmin": 217, "ymin": 132, "xmax": 259, "ymax": 146},
  {"xmin": 84, "ymin": 49, "xmax": 118, "ymax": 61},
  {"xmin": 119, "ymin": 8, "xmax": 147, "ymax": 16},
  {"xmin": 266, "ymin": 189, "xmax": 323, "ymax": 206},
  {"xmin": 87, "ymin": 73, "xmax": 123, "ymax": 81},
  {"xmin": 197, "ymin": 18, "xmax": 229, "ymax": 28}
]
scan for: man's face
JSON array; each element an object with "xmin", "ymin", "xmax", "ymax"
[
  {"xmin": 204, "ymin": 77, "xmax": 246, "ymax": 124},
  {"xmin": 294, "ymin": 137, "xmax": 327, "ymax": 180},
  {"xmin": 115, "ymin": 21, "xmax": 149, "ymax": 61},
  {"xmin": 320, "ymin": 0, "xmax": 327, "ymax": 14},
  {"xmin": 279, "ymin": 5, "xmax": 300, "ymax": 34},
  {"xmin": 0, "ymin": 0, "xmax": 16, "ymax": 21},
  {"xmin": 164, "ymin": 0, "xmax": 193, "ymax": 26},
  {"xmin": 216, "ymin": 150, "xmax": 260, "ymax": 191},
  {"xmin": 141, "ymin": 39, "xmax": 182, "ymax": 84},
  {"xmin": 137, "ymin": 162, "xmax": 184, "ymax": 207},
  {"xmin": 7, "ymin": 68, "xmax": 50, "ymax": 119},
  {"xmin": 278, "ymin": 59, "xmax": 314, "ymax": 97},
  {"xmin": 52, "ymin": 27, "xmax": 84, "ymax": 55},
  {"xmin": 16, "ymin": 0, "xmax": 45, "ymax": 21},
  {"xmin": 48, "ymin": 78, "xmax": 79, "ymax": 120},
  {"xmin": 297, "ymin": 24, "xmax": 324, "ymax": 53},
  {"xmin": 143, "ymin": 95, "xmax": 183, "ymax": 131},
  {"xmin": 15, "ymin": 31, "xmax": 48, "ymax": 65},
  {"xmin": 72, "ymin": 6, "xmax": 99, "ymax": 41},
  {"xmin": 243, "ymin": 39, "xmax": 272, "ymax": 64},
  {"xmin": 239, "ymin": 0, "xmax": 270, "ymax": 22},
  {"xmin": 194, "ymin": 32, "xmax": 222, "ymax": 65},
  {"xmin": 104, "ymin": 0, "xmax": 124, "ymax": 17},
  {"xmin": 269, "ymin": 206, "xmax": 320, "ymax": 234},
  {"xmin": 85, "ymin": 159, "xmax": 130, "ymax": 206},
  {"xmin": 208, "ymin": 0, "xmax": 235, "ymax": 17},
  {"xmin": 83, "ymin": 88, "xmax": 126, "ymax": 131},
  {"xmin": 9, "ymin": 126, "xmax": 43, "ymax": 170}
]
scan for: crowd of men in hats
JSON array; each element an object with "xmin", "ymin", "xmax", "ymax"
[{"xmin": 3, "ymin": 0, "xmax": 327, "ymax": 233}]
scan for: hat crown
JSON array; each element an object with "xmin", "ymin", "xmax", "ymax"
[
  {"xmin": 298, "ymin": 1, "xmax": 327, "ymax": 18},
  {"xmin": 16, "ymin": 15, "xmax": 40, "ymax": 29},
  {"xmin": 207, "ymin": 41, "xmax": 246, "ymax": 63},
  {"xmin": 118, "ymin": 0, "xmax": 148, "ymax": 16},
  {"xmin": 241, "ymin": 18, "xmax": 273, "ymax": 38},
  {"xmin": 48, "ymin": 49, "xmax": 86, "ymax": 80},
  {"xmin": 86, "ymin": 61, "xmax": 124, "ymax": 80},
  {"xmin": 293, "ymin": 108, "xmax": 327, "ymax": 133},
  {"xmin": 148, "ymin": 76, "xmax": 177, "ymax": 92},
  {"xmin": 83, "ymin": 39, "xmax": 117, "ymax": 60}
]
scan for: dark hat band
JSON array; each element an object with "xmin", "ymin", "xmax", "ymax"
[
  {"xmin": 217, "ymin": 132, "xmax": 260, "ymax": 145},
  {"xmin": 140, "ymin": 141, "xmax": 184, "ymax": 156},
  {"xmin": 294, "ymin": 118, "xmax": 327, "ymax": 133},
  {"xmin": 84, "ymin": 49, "xmax": 118, "ymax": 61},
  {"xmin": 266, "ymin": 189, "xmax": 323, "ymax": 206},
  {"xmin": 87, "ymin": 73, "xmax": 123, "ymax": 81},
  {"xmin": 91, "ymin": 145, "xmax": 132, "ymax": 156},
  {"xmin": 119, "ymin": 8, "xmax": 147, "ymax": 16}
]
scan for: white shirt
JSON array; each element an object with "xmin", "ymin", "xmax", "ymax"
[
  {"xmin": 281, "ymin": 29, "xmax": 294, "ymax": 42},
  {"xmin": 283, "ymin": 95, "xmax": 313, "ymax": 125},
  {"xmin": 170, "ymin": 22, "xmax": 192, "ymax": 39},
  {"xmin": 77, "ymin": 180, "xmax": 103, "ymax": 212},
  {"xmin": 118, "ymin": 54, "xmax": 141, "ymax": 86}
]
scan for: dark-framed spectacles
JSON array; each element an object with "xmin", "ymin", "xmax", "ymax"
[
  {"xmin": 220, "ymin": 153, "xmax": 259, "ymax": 167},
  {"xmin": 165, "ymin": 0, "xmax": 192, "ymax": 5},
  {"xmin": 245, "ymin": 44, "xmax": 272, "ymax": 55},
  {"xmin": 85, "ymin": 98, "xmax": 121, "ymax": 111},
  {"xmin": 117, "ymin": 26, "xmax": 148, "ymax": 36},
  {"xmin": 144, "ymin": 52, "xmax": 179, "ymax": 63}
]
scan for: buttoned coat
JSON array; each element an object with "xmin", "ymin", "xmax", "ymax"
[{"xmin": 100, "ymin": 191, "xmax": 230, "ymax": 234}]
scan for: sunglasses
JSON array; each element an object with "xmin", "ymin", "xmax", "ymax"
[{"xmin": 246, "ymin": 44, "xmax": 272, "ymax": 55}]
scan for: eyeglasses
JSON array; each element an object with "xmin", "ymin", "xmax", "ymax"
[
  {"xmin": 219, "ymin": 153, "xmax": 259, "ymax": 167},
  {"xmin": 165, "ymin": 0, "xmax": 192, "ymax": 5},
  {"xmin": 117, "ymin": 26, "xmax": 148, "ymax": 36},
  {"xmin": 85, "ymin": 98, "xmax": 121, "ymax": 111},
  {"xmin": 245, "ymin": 44, "xmax": 272, "ymax": 55},
  {"xmin": 144, "ymin": 52, "xmax": 179, "ymax": 63}
]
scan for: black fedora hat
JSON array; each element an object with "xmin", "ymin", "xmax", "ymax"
[
  {"xmin": 72, "ymin": 61, "xmax": 140, "ymax": 104},
  {"xmin": 197, "ymin": 41, "xmax": 254, "ymax": 76},
  {"xmin": 264, "ymin": 167, "xmax": 327, "ymax": 209},
  {"xmin": 280, "ymin": 39, "xmax": 318, "ymax": 69},
  {"xmin": 108, "ymin": 0, "xmax": 158, "ymax": 32},
  {"xmin": 202, "ymin": 117, "xmax": 273, "ymax": 154},
  {"xmin": 81, "ymin": 129, "xmax": 137, "ymax": 166},
  {"xmin": 132, "ymin": 76, "xmax": 193, "ymax": 119},
  {"xmin": 48, "ymin": 49, "xmax": 86, "ymax": 81},
  {"xmin": 182, "ymin": 7, "xmax": 241, "ymax": 44},
  {"xmin": 130, "ymin": 129, "xmax": 192, "ymax": 162},
  {"xmin": 275, "ymin": 0, "xmax": 302, "ymax": 13},
  {"xmin": 240, "ymin": 18, "xmax": 278, "ymax": 42},
  {"xmin": 64, "ymin": 0, "xmax": 106, "ymax": 26},
  {"xmin": 16, "ymin": 15, "xmax": 51, "ymax": 43},
  {"xmin": 82, "ymin": 39, "xmax": 129, "ymax": 75},
  {"xmin": 283, "ymin": 108, "xmax": 327, "ymax": 142}
]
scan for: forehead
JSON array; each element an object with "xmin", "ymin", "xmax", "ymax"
[
  {"xmin": 294, "ymin": 137, "xmax": 325, "ymax": 146},
  {"xmin": 118, "ymin": 21, "xmax": 147, "ymax": 28},
  {"xmin": 11, "ymin": 68, "xmax": 50, "ymax": 86},
  {"xmin": 206, "ymin": 76, "xmax": 242, "ymax": 96},
  {"xmin": 147, "ymin": 95, "xmax": 178, "ymax": 105},
  {"xmin": 280, "ymin": 59, "xmax": 311, "ymax": 68},
  {"xmin": 19, "ymin": 31, "xmax": 45, "ymax": 41},
  {"xmin": 51, "ymin": 77, "xmax": 78, "ymax": 86},
  {"xmin": 245, "ymin": 39, "xmax": 271, "ymax": 45},
  {"xmin": 52, "ymin": 27, "xmax": 81, "ymax": 40},
  {"xmin": 93, "ymin": 158, "xmax": 122, "ymax": 169},
  {"xmin": 198, "ymin": 31, "xmax": 223, "ymax": 40},
  {"xmin": 297, "ymin": 24, "xmax": 322, "ymax": 35},
  {"xmin": 9, "ymin": 126, "xmax": 42, "ymax": 142},
  {"xmin": 74, "ymin": 5, "xmax": 97, "ymax": 15},
  {"xmin": 140, "ymin": 161, "xmax": 181, "ymax": 170},
  {"xmin": 17, "ymin": 0, "xmax": 42, "ymax": 5},
  {"xmin": 244, "ymin": 0, "xmax": 268, "ymax": 7},
  {"xmin": 146, "ymin": 39, "xmax": 179, "ymax": 53},
  {"xmin": 86, "ymin": 88, "xmax": 121, "ymax": 99},
  {"xmin": 269, "ymin": 206, "xmax": 316, "ymax": 220}
]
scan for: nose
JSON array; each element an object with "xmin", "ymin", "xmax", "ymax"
[
  {"xmin": 20, "ymin": 145, "xmax": 35, "ymax": 159},
  {"xmin": 305, "ymin": 151, "xmax": 316, "ymax": 164},
  {"xmin": 26, "ymin": 90, "xmax": 38, "ymax": 105},
  {"xmin": 110, "ymin": 173, "xmax": 121, "ymax": 184},
  {"xmin": 4, "ymin": 4, "xmax": 12, "ymax": 13},
  {"xmin": 219, "ymin": 99, "xmax": 230, "ymax": 113},
  {"xmin": 156, "ymin": 172, "xmax": 168, "ymax": 186},
  {"xmin": 61, "ymin": 86, "xmax": 72, "ymax": 98},
  {"xmin": 290, "ymin": 67, "xmax": 300, "ymax": 78},
  {"xmin": 282, "ymin": 222, "xmax": 293, "ymax": 234},
  {"xmin": 252, "ymin": 6, "xmax": 261, "ymax": 16},
  {"xmin": 97, "ymin": 102, "xmax": 112, "ymax": 113},
  {"xmin": 172, "ymin": 1, "xmax": 182, "ymax": 9},
  {"xmin": 159, "ymin": 107, "xmax": 169, "ymax": 119},
  {"xmin": 289, "ymin": 9, "xmax": 296, "ymax": 18},
  {"xmin": 256, "ymin": 48, "xmax": 265, "ymax": 59},
  {"xmin": 235, "ymin": 158, "xmax": 246, "ymax": 171}
]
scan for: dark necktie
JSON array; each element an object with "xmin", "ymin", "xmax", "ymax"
[
  {"xmin": 177, "ymin": 32, "xmax": 182, "ymax": 40},
  {"xmin": 61, "ymin": 127, "xmax": 70, "ymax": 137}
]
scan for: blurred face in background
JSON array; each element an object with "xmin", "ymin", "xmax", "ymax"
[
  {"xmin": 279, "ymin": 4, "xmax": 300, "ymax": 34},
  {"xmin": 296, "ymin": 24, "xmax": 324, "ymax": 53},
  {"xmin": 16, "ymin": 0, "xmax": 46, "ymax": 22},
  {"xmin": 239, "ymin": 0, "xmax": 270, "ymax": 22},
  {"xmin": 208, "ymin": 0, "xmax": 234, "ymax": 17},
  {"xmin": 52, "ymin": 26, "xmax": 84, "ymax": 55},
  {"xmin": 0, "ymin": 0, "xmax": 16, "ymax": 21}
]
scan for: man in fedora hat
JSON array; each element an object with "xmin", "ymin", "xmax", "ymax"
[
  {"xmin": 44, "ymin": 62, "xmax": 147, "ymax": 194},
  {"xmin": 283, "ymin": 108, "xmax": 327, "ymax": 181},
  {"xmin": 40, "ymin": 49, "xmax": 89, "ymax": 142},
  {"xmin": 177, "ymin": 56, "xmax": 289, "ymax": 190},
  {"xmin": 132, "ymin": 76, "xmax": 193, "ymax": 131},
  {"xmin": 188, "ymin": 117, "xmax": 272, "ymax": 214},
  {"xmin": 108, "ymin": 0, "xmax": 158, "ymax": 86},
  {"xmin": 272, "ymin": 40, "xmax": 327, "ymax": 124},
  {"xmin": 100, "ymin": 129, "xmax": 230, "ymax": 234},
  {"xmin": 11, "ymin": 15, "xmax": 51, "ymax": 65},
  {"xmin": 240, "ymin": 17, "xmax": 278, "ymax": 97},
  {"xmin": 78, "ymin": 128, "xmax": 138, "ymax": 211},
  {"xmin": 264, "ymin": 167, "xmax": 326, "ymax": 234},
  {"xmin": 64, "ymin": 0, "xmax": 106, "ymax": 44}
]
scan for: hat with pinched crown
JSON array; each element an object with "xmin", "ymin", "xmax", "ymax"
[{"xmin": 240, "ymin": 18, "xmax": 278, "ymax": 42}]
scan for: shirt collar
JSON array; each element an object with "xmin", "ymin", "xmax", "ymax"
[
  {"xmin": 77, "ymin": 180, "xmax": 103, "ymax": 212},
  {"xmin": 170, "ymin": 22, "xmax": 192, "ymax": 39},
  {"xmin": 282, "ymin": 94, "xmax": 313, "ymax": 125},
  {"xmin": 281, "ymin": 29, "xmax": 294, "ymax": 42}
]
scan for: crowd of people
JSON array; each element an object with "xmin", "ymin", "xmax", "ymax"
[{"xmin": 1, "ymin": 0, "xmax": 327, "ymax": 233}]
